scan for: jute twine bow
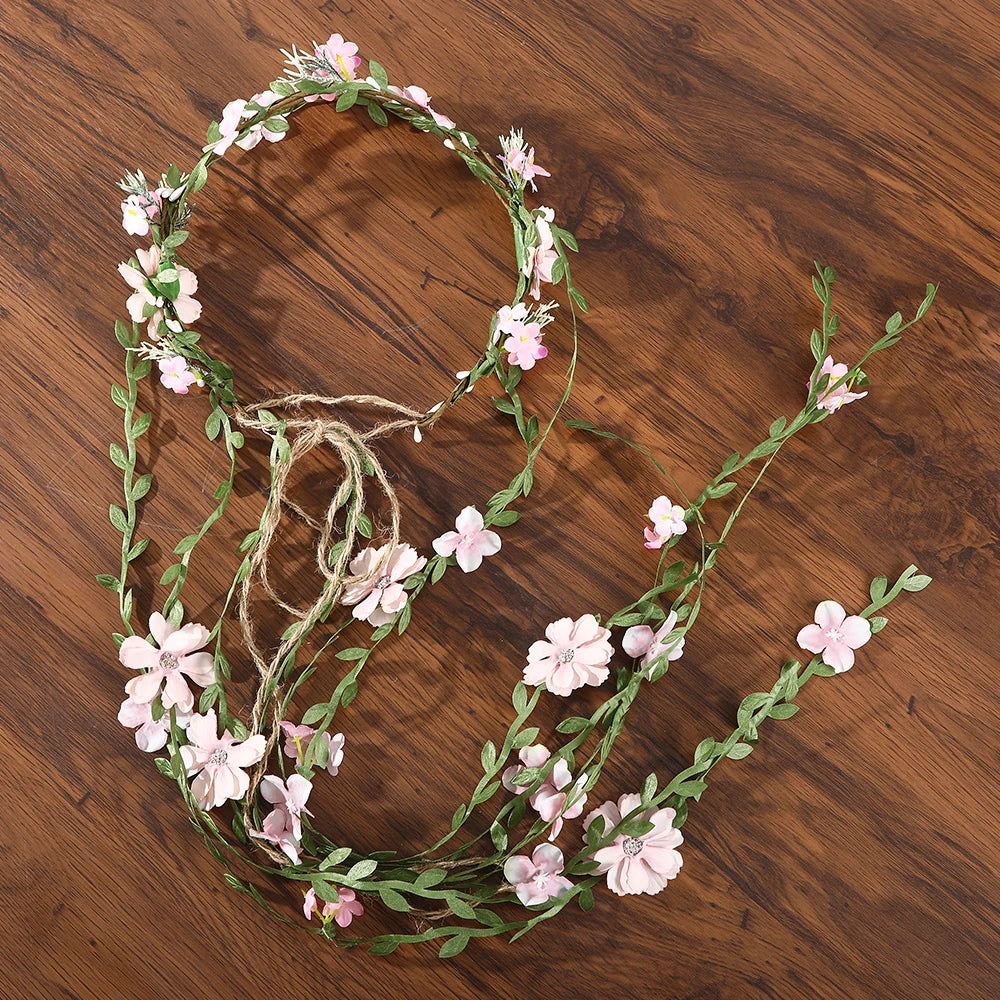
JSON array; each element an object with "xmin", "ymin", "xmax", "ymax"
[{"xmin": 232, "ymin": 392, "xmax": 435, "ymax": 849}]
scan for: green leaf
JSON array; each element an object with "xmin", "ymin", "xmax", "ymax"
[
  {"xmin": 132, "ymin": 412, "xmax": 152, "ymax": 437},
  {"xmin": 336, "ymin": 90, "xmax": 358, "ymax": 112},
  {"xmin": 114, "ymin": 320, "xmax": 136, "ymax": 348},
  {"xmin": 809, "ymin": 328, "xmax": 822, "ymax": 361},
  {"xmin": 205, "ymin": 409, "xmax": 222, "ymax": 441},
  {"xmin": 480, "ymin": 740, "xmax": 497, "ymax": 772},
  {"xmin": 131, "ymin": 474, "xmax": 152, "ymax": 501},
  {"xmin": 188, "ymin": 160, "xmax": 208, "ymax": 194},
  {"xmin": 159, "ymin": 563, "xmax": 183, "ymax": 585},
  {"xmin": 511, "ymin": 682, "xmax": 528, "ymax": 714},
  {"xmin": 335, "ymin": 647, "xmax": 368, "ymax": 661},
  {"xmin": 173, "ymin": 534, "xmax": 200, "ymax": 555},
  {"xmin": 448, "ymin": 896, "xmax": 477, "ymax": 920},
  {"xmin": 366, "ymin": 102, "xmax": 388, "ymax": 126},
  {"xmin": 379, "ymin": 888, "xmax": 410, "ymax": 912},
  {"xmin": 869, "ymin": 615, "xmax": 888, "ymax": 634},
  {"xmin": 555, "ymin": 716, "xmax": 590, "ymax": 734},
  {"xmin": 415, "ymin": 868, "xmax": 447, "ymax": 889},
  {"xmin": 902, "ymin": 573, "xmax": 932, "ymax": 592},
  {"xmin": 451, "ymin": 803, "xmax": 467, "ymax": 830},
  {"xmin": 127, "ymin": 537, "xmax": 149, "ymax": 561},
  {"xmin": 769, "ymin": 415, "xmax": 787, "ymax": 436},
  {"xmin": 269, "ymin": 79, "xmax": 295, "ymax": 97},
  {"xmin": 493, "ymin": 395, "xmax": 516, "ymax": 415},
  {"xmin": 319, "ymin": 847, "xmax": 352, "ymax": 871},
  {"xmin": 885, "ymin": 311, "xmax": 903, "ymax": 335},
  {"xmin": 301, "ymin": 703, "xmax": 329, "ymax": 726},
  {"xmin": 109, "ymin": 443, "xmax": 127, "ymax": 469},
  {"xmin": 488, "ymin": 509, "xmax": 520, "ymax": 526},
  {"xmin": 721, "ymin": 452, "xmax": 740, "ymax": 474},
  {"xmin": 726, "ymin": 742, "xmax": 754, "ymax": 759},
  {"xmin": 368, "ymin": 60, "xmax": 390, "ymax": 88},
  {"xmin": 769, "ymin": 703, "xmax": 799, "ymax": 720},
  {"xmin": 869, "ymin": 576, "xmax": 888, "ymax": 603},
  {"xmin": 95, "ymin": 574, "xmax": 121, "ymax": 592},
  {"xmin": 109, "ymin": 504, "xmax": 128, "ymax": 532},
  {"xmin": 111, "ymin": 384, "xmax": 129, "ymax": 409},
  {"xmin": 438, "ymin": 934, "xmax": 469, "ymax": 959},
  {"xmin": 340, "ymin": 681, "xmax": 359, "ymax": 707},
  {"xmin": 346, "ymin": 858, "xmax": 377, "ymax": 881},
  {"xmin": 262, "ymin": 117, "xmax": 290, "ymax": 133},
  {"xmin": 368, "ymin": 940, "xmax": 399, "ymax": 956}
]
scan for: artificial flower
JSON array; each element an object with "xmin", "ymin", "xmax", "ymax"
[
  {"xmin": 584, "ymin": 793, "xmax": 683, "ymax": 896},
  {"xmin": 503, "ymin": 320, "xmax": 549, "ymax": 370},
  {"xmin": 304, "ymin": 886, "xmax": 364, "ymax": 927},
  {"xmin": 522, "ymin": 207, "xmax": 559, "ymax": 300},
  {"xmin": 387, "ymin": 84, "xmax": 456, "ymax": 129},
  {"xmin": 432, "ymin": 506, "xmax": 501, "ymax": 573},
  {"xmin": 250, "ymin": 774, "xmax": 314, "ymax": 863},
  {"xmin": 643, "ymin": 495, "xmax": 687, "ymax": 549},
  {"xmin": 178, "ymin": 709, "xmax": 266, "ymax": 811},
  {"xmin": 157, "ymin": 356, "xmax": 198, "ymax": 394},
  {"xmin": 501, "ymin": 744, "xmax": 588, "ymax": 839},
  {"xmin": 118, "ymin": 244, "xmax": 202, "ymax": 339},
  {"xmin": 120, "ymin": 192, "xmax": 160, "ymax": 237},
  {"xmin": 341, "ymin": 542, "xmax": 426, "ymax": 626},
  {"xmin": 117, "ymin": 697, "xmax": 191, "ymax": 753},
  {"xmin": 499, "ymin": 143, "xmax": 550, "ymax": 191},
  {"xmin": 315, "ymin": 33, "xmax": 361, "ymax": 81},
  {"xmin": 119, "ymin": 612, "xmax": 216, "ymax": 714},
  {"xmin": 279, "ymin": 721, "xmax": 346, "ymax": 777},
  {"xmin": 205, "ymin": 92, "xmax": 288, "ymax": 154},
  {"xmin": 809, "ymin": 356, "xmax": 867, "ymax": 413},
  {"xmin": 503, "ymin": 844, "xmax": 573, "ymax": 905},
  {"xmin": 523, "ymin": 614, "xmax": 614, "ymax": 696},
  {"xmin": 622, "ymin": 610, "xmax": 685, "ymax": 678},
  {"xmin": 796, "ymin": 600, "xmax": 872, "ymax": 672}
]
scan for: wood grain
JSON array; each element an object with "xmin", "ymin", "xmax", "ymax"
[{"xmin": 1, "ymin": 0, "xmax": 998, "ymax": 996}]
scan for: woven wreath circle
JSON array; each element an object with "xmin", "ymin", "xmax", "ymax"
[{"xmin": 107, "ymin": 33, "xmax": 936, "ymax": 956}]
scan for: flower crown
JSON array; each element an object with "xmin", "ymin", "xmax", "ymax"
[{"xmin": 107, "ymin": 32, "xmax": 937, "ymax": 956}]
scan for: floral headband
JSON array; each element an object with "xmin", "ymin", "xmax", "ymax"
[{"xmin": 106, "ymin": 32, "xmax": 937, "ymax": 956}]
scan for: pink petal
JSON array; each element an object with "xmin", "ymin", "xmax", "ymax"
[
  {"xmin": 643, "ymin": 527, "xmax": 666, "ymax": 549},
  {"xmin": 477, "ymin": 529, "xmax": 501, "ymax": 557},
  {"xmin": 117, "ymin": 262, "xmax": 146, "ymax": 291},
  {"xmin": 162, "ymin": 671, "xmax": 194, "ymax": 713},
  {"xmin": 134, "ymin": 719, "xmax": 169, "ymax": 753},
  {"xmin": 259, "ymin": 776, "xmax": 285, "ymax": 805},
  {"xmin": 173, "ymin": 294, "xmax": 202, "ymax": 324},
  {"xmin": 455, "ymin": 541, "xmax": 484, "ymax": 573},
  {"xmin": 532, "ymin": 844, "xmax": 565, "ymax": 875},
  {"xmin": 226, "ymin": 734, "xmax": 266, "ymax": 768},
  {"xmin": 840, "ymin": 615, "xmax": 872, "ymax": 648},
  {"xmin": 209, "ymin": 765, "xmax": 241, "ymax": 807},
  {"xmin": 119, "ymin": 635, "xmax": 158, "ymax": 670},
  {"xmin": 149, "ymin": 613, "xmax": 171, "ymax": 646},
  {"xmin": 124, "ymin": 670, "xmax": 163, "ymax": 704},
  {"xmin": 179, "ymin": 651, "xmax": 216, "ymax": 687},
  {"xmin": 796, "ymin": 623, "xmax": 828, "ymax": 654},
  {"xmin": 454, "ymin": 506, "xmax": 484, "ymax": 535},
  {"xmin": 814, "ymin": 601, "xmax": 846, "ymax": 631},
  {"xmin": 190, "ymin": 768, "xmax": 215, "ymax": 810},
  {"xmin": 544, "ymin": 618, "xmax": 575, "ymax": 646},
  {"xmin": 526, "ymin": 640, "xmax": 555, "ymax": 664},
  {"xmin": 163, "ymin": 622, "xmax": 209, "ymax": 655},
  {"xmin": 609, "ymin": 857, "xmax": 647, "ymax": 895},
  {"xmin": 185, "ymin": 710, "xmax": 218, "ymax": 749},
  {"xmin": 351, "ymin": 589, "xmax": 381, "ymax": 622},
  {"xmin": 117, "ymin": 698, "xmax": 150, "ymax": 728},
  {"xmin": 822, "ymin": 641, "xmax": 856, "ymax": 673},
  {"xmin": 432, "ymin": 530, "xmax": 460, "ymax": 557},
  {"xmin": 640, "ymin": 844, "xmax": 683, "ymax": 878},
  {"xmin": 503, "ymin": 855, "xmax": 536, "ymax": 884}
]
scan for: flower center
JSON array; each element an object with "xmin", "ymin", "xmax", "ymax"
[
  {"xmin": 158, "ymin": 651, "xmax": 178, "ymax": 670},
  {"xmin": 558, "ymin": 647, "xmax": 576, "ymax": 664},
  {"xmin": 825, "ymin": 627, "xmax": 844, "ymax": 642},
  {"xmin": 622, "ymin": 836, "xmax": 644, "ymax": 857},
  {"xmin": 375, "ymin": 574, "xmax": 391, "ymax": 589},
  {"xmin": 208, "ymin": 749, "xmax": 228, "ymax": 766},
  {"xmin": 533, "ymin": 872, "xmax": 550, "ymax": 889}
]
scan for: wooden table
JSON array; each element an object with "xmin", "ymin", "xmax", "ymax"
[{"xmin": 2, "ymin": 1, "xmax": 997, "ymax": 997}]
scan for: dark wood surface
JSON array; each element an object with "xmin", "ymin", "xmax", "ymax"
[{"xmin": 2, "ymin": 0, "xmax": 998, "ymax": 997}]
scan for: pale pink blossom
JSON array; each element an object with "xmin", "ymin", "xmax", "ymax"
[
  {"xmin": 523, "ymin": 614, "xmax": 613, "ymax": 696},
  {"xmin": 644, "ymin": 495, "xmax": 687, "ymax": 549},
  {"xmin": 120, "ymin": 192, "xmax": 160, "ymax": 236},
  {"xmin": 178, "ymin": 709, "xmax": 266, "ymax": 811},
  {"xmin": 499, "ymin": 144, "xmax": 551, "ymax": 191},
  {"xmin": 522, "ymin": 207, "xmax": 559, "ymax": 301},
  {"xmin": 279, "ymin": 721, "xmax": 346, "ymax": 777},
  {"xmin": 503, "ymin": 320, "xmax": 548, "ymax": 370},
  {"xmin": 432, "ymin": 506, "xmax": 501, "ymax": 573},
  {"xmin": 118, "ymin": 244, "xmax": 201, "ymax": 339},
  {"xmin": 205, "ymin": 92, "xmax": 288, "ymax": 154},
  {"xmin": 622, "ymin": 610, "xmax": 685, "ymax": 678},
  {"xmin": 315, "ymin": 33, "xmax": 361, "ymax": 81},
  {"xmin": 584, "ymin": 793, "xmax": 684, "ymax": 896},
  {"xmin": 501, "ymin": 744, "xmax": 588, "ymax": 839},
  {"xmin": 386, "ymin": 84, "xmax": 456, "ymax": 129},
  {"xmin": 503, "ymin": 844, "xmax": 573, "ymax": 905},
  {"xmin": 158, "ymin": 356, "xmax": 198, "ymax": 394},
  {"xmin": 304, "ymin": 886, "xmax": 364, "ymax": 927},
  {"xmin": 117, "ymin": 697, "xmax": 191, "ymax": 753},
  {"xmin": 250, "ymin": 774, "xmax": 314, "ymax": 863},
  {"xmin": 119, "ymin": 612, "xmax": 216, "ymax": 714},
  {"xmin": 796, "ymin": 600, "xmax": 872, "ymax": 672},
  {"xmin": 493, "ymin": 302, "xmax": 530, "ymax": 344},
  {"xmin": 341, "ymin": 542, "xmax": 426, "ymax": 625},
  {"xmin": 810, "ymin": 356, "xmax": 867, "ymax": 413}
]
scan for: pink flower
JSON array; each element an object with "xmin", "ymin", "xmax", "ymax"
[
  {"xmin": 796, "ymin": 600, "xmax": 872, "ymax": 672},
  {"xmin": 499, "ymin": 144, "xmax": 551, "ymax": 191},
  {"xmin": 622, "ymin": 610, "xmax": 685, "ymax": 678},
  {"xmin": 643, "ymin": 495, "xmax": 687, "ymax": 549},
  {"xmin": 304, "ymin": 886, "xmax": 364, "ymax": 927},
  {"xmin": 120, "ymin": 192, "xmax": 160, "ymax": 236},
  {"xmin": 279, "ymin": 721, "xmax": 346, "ymax": 777},
  {"xmin": 432, "ymin": 506, "xmax": 501, "ymax": 573},
  {"xmin": 584, "ymin": 793, "xmax": 684, "ymax": 896},
  {"xmin": 250, "ymin": 774, "xmax": 314, "ymax": 863},
  {"xmin": 118, "ymin": 244, "xmax": 202, "ymax": 339},
  {"xmin": 501, "ymin": 744, "xmax": 588, "ymax": 840},
  {"xmin": 117, "ymin": 697, "xmax": 191, "ymax": 753},
  {"xmin": 493, "ymin": 302, "xmax": 529, "ymax": 343},
  {"xmin": 205, "ymin": 92, "xmax": 288, "ymax": 153},
  {"xmin": 158, "ymin": 356, "xmax": 198, "ymax": 394},
  {"xmin": 522, "ymin": 208, "xmax": 559, "ymax": 300},
  {"xmin": 315, "ymin": 33, "xmax": 361, "ymax": 81},
  {"xmin": 119, "ymin": 612, "xmax": 216, "ymax": 714},
  {"xmin": 178, "ymin": 709, "xmax": 266, "ymax": 811},
  {"xmin": 387, "ymin": 84, "xmax": 456, "ymax": 129},
  {"xmin": 809, "ymin": 356, "xmax": 867, "ymax": 413},
  {"xmin": 503, "ymin": 320, "xmax": 549, "ymax": 370},
  {"xmin": 503, "ymin": 844, "xmax": 573, "ymax": 905},
  {"xmin": 523, "ymin": 614, "xmax": 613, "ymax": 696},
  {"xmin": 341, "ymin": 543, "xmax": 426, "ymax": 625}
]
